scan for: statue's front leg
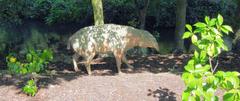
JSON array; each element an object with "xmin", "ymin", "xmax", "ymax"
[{"xmin": 114, "ymin": 51, "xmax": 123, "ymax": 74}]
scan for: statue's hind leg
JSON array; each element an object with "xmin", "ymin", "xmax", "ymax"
[
  {"xmin": 122, "ymin": 54, "xmax": 134, "ymax": 69},
  {"xmin": 73, "ymin": 53, "xmax": 80, "ymax": 72},
  {"xmin": 84, "ymin": 53, "xmax": 95, "ymax": 75}
]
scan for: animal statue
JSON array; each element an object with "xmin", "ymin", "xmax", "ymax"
[{"xmin": 67, "ymin": 24, "xmax": 159, "ymax": 75}]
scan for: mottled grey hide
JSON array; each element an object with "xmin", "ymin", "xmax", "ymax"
[{"xmin": 68, "ymin": 24, "xmax": 159, "ymax": 75}]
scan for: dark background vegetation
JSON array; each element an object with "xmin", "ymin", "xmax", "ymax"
[
  {"xmin": 0, "ymin": 1, "xmax": 240, "ymax": 99},
  {"xmin": 0, "ymin": 0, "xmax": 239, "ymax": 66}
]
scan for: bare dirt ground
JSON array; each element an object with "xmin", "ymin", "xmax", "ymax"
[
  {"xmin": 0, "ymin": 52, "xmax": 239, "ymax": 101},
  {"xmin": 0, "ymin": 72, "xmax": 183, "ymax": 101}
]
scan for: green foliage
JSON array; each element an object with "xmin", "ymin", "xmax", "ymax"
[
  {"xmin": 22, "ymin": 28, "xmax": 50, "ymax": 52},
  {"xmin": 0, "ymin": 0, "xmax": 90, "ymax": 26},
  {"xmin": 182, "ymin": 14, "xmax": 240, "ymax": 101},
  {"xmin": 148, "ymin": 0, "xmax": 237, "ymax": 28},
  {"xmin": 0, "ymin": 0, "xmax": 237, "ymax": 27},
  {"xmin": 6, "ymin": 48, "xmax": 53, "ymax": 75},
  {"xmin": 6, "ymin": 49, "xmax": 52, "ymax": 96},
  {"xmin": 103, "ymin": 0, "xmax": 135, "ymax": 25},
  {"xmin": 46, "ymin": 0, "xmax": 84, "ymax": 24},
  {"xmin": 0, "ymin": 0, "xmax": 24, "ymax": 26},
  {"xmin": 22, "ymin": 79, "xmax": 38, "ymax": 96}
]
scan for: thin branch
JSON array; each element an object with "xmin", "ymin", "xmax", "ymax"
[
  {"xmin": 209, "ymin": 57, "xmax": 213, "ymax": 73},
  {"xmin": 212, "ymin": 60, "xmax": 219, "ymax": 73}
]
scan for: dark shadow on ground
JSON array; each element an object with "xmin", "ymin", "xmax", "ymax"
[
  {"xmin": 1, "ymin": 43, "xmax": 240, "ymax": 96},
  {"xmin": 0, "ymin": 52, "xmax": 190, "ymax": 96},
  {"xmin": 70, "ymin": 53, "xmax": 190, "ymax": 76},
  {"xmin": 147, "ymin": 87, "xmax": 177, "ymax": 101}
]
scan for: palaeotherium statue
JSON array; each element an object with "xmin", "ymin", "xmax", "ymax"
[{"xmin": 67, "ymin": 24, "xmax": 159, "ymax": 75}]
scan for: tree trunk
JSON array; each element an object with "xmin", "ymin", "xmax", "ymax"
[
  {"xmin": 237, "ymin": 0, "xmax": 240, "ymax": 19},
  {"xmin": 135, "ymin": 0, "xmax": 149, "ymax": 29},
  {"xmin": 175, "ymin": 0, "xmax": 187, "ymax": 51},
  {"xmin": 134, "ymin": 0, "xmax": 150, "ymax": 55},
  {"xmin": 91, "ymin": 0, "xmax": 104, "ymax": 25}
]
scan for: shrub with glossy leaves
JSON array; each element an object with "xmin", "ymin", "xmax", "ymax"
[
  {"xmin": 182, "ymin": 14, "xmax": 240, "ymax": 101},
  {"xmin": 6, "ymin": 48, "xmax": 53, "ymax": 75}
]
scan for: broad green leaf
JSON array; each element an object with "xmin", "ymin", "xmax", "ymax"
[
  {"xmin": 231, "ymin": 71, "xmax": 240, "ymax": 76},
  {"xmin": 207, "ymin": 44, "xmax": 215, "ymax": 57},
  {"xmin": 223, "ymin": 89, "xmax": 240, "ymax": 101},
  {"xmin": 198, "ymin": 39, "xmax": 209, "ymax": 49},
  {"xmin": 225, "ymin": 72, "xmax": 239, "ymax": 89},
  {"xmin": 203, "ymin": 88, "xmax": 216, "ymax": 101},
  {"xmin": 191, "ymin": 35, "xmax": 198, "ymax": 44},
  {"xmin": 222, "ymin": 25, "xmax": 233, "ymax": 33},
  {"xmin": 206, "ymin": 75, "xmax": 215, "ymax": 85},
  {"xmin": 200, "ymin": 51, "xmax": 207, "ymax": 63},
  {"xmin": 205, "ymin": 16, "xmax": 210, "ymax": 24},
  {"xmin": 183, "ymin": 32, "xmax": 193, "ymax": 39},
  {"xmin": 209, "ymin": 18, "xmax": 217, "ymax": 27},
  {"xmin": 194, "ymin": 28, "xmax": 205, "ymax": 33},
  {"xmin": 215, "ymin": 71, "xmax": 224, "ymax": 78},
  {"xmin": 221, "ymin": 27, "xmax": 229, "ymax": 34},
  {"xmin": 182, "ymin": 73, "xmax": 196, "ymax": 88},
  {"xmin": 194, "ymin": 22, "xmax": 207, "ymax": 28},
  {"xmin": 215, "ymin": 38, "xmax": 224, "ymax": 46},
  {"xmin": 222, "ymin": 44, "xmax": 228, "ymax": 51},
  {"xmin": 194, "ymin": 51, "xmax": 199, "ymax": 61},
  {"xmin": 202, "ymin": 34, "xmax": 214, "ymax": 41},
  {"xmin": 195, "ymin": 64, "xmax": 210, "ymax": 73},
  {"xmin": 217, "ymin": 14, "xmax": 223, "ymax": 25},
  {"xmin": 195, "ymin": 64, "xmax": 202, "ymax": 69},
  {"xmin": 185, "ymin": 60, "xmax": 195, "ymax": 73},
  {"xmin": 182, "ymin": 90, "xmax": 191, "ymax": 101},
  {"xmin": 186, "ymin": 24, "xmax": 193, "ymax": 32}
]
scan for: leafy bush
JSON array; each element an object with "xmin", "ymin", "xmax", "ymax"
[
  {"xmin": 6, "ymin": 48, "xmax": 53, "ymax": 75},
  {"xmin": 7, "ymin": 49, "xmax": 52, "ymax": 96},
  {"xmin": 22, "ymin": 79, "xmax": 38, "ymax": 96},
  {"xmin": 0, "ymin": 0, "xmax": 90, "ymax": 26},
  {"xmin": 182, "ymin": 14, "xmax": 240, "ymax": 101}
]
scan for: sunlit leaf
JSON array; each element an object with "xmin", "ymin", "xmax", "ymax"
[
  {"xmin": 183, "ymin": 32, "xmax": 193, "ymax": 39},
  {"xmin": 205, "ymin": 16, "xmax": 210, "ymax": 24},
  {"xmin": 185, "ymin": 60, "xmax": 195, "ymax": 73},
  {"xmin": 217, "ymin": 14, "xmax": 223, "ymax": 25},
  {"xmin": 221, "ymin": 27, "xmax": 229, "ymax": 34},
  {"xmin": 223, "ymin": 89, "xmax": 240, "ymax": 101},
  {"xmin": 191, "ymin": 35, "xmax": 198, "ymax": 44},
  {"xmin": 222, "ymin": 25, "xmax": 233, "ymax": 33},
  {"xmin": 194, "ymin": 22, "xmax": 207, "ymax": 28},
  {"xmin": 186, "ymin": 24, "xmax": 193, "ymax": 32},
  {"xmin": 209, "ymin": 18, "xmax": 217, "ymax": 27}
]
